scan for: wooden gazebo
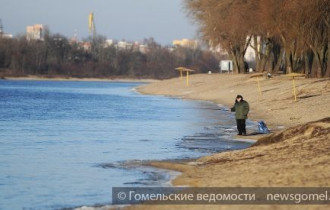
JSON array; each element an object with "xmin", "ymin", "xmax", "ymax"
[{"xmin": 175, "ymin": 67, "xmax": 195, "ymax": 87}]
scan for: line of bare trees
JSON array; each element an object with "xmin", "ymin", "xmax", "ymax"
[
  {"xmin": 0, "ymin": 32, "xmax": 219, "ymax": 79},
  {"xmin": 185, "ymin": 0, "xmax": 329, "ymax": 77}
]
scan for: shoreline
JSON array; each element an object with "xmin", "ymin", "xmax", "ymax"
[
  {"xmin": 1, "ymin": 75, "xmax": 158, "ymax": 83},
  {"xmin": 75, "ymin": 84, "xmax": 258, "ymax": 210},
  {"xmin": 137, "ymin": 74, "xmax": 330, "ymax": 128},
  {"xmin": 21, "ymin": 73, "xmax": 326, "ymax": 210},
  {"xmin": 121, "ymin": 74, "xmax": 330, "ymax": 210},
  {"xmin": 134, "ymin": 77, "xmax": 269, "ymax": 185},
  {"xmin": 137, "ymin": 98, "xmax": 259, "ymax": 185}
]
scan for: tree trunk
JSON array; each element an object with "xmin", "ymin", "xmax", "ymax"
[
  {"xmin": 253, "ymin": 35, "xmax": 260, "ymax": 72},
  {"xmin": 325, "ymin": 52, "xmax": 329, "ymax": 77},
  {"xmin": 312, "ymin": 53, "xmax": 322, "ymax": 78},
  {"xmin": 303, "ymin": 53, "xmax": 309, "ymax": 76},
  {"xmin": 285, "ymin": 51, "xmax": 292, "ymax": 74},
  {"xmin": 325, "ymin": 63, "xmax": 330, "ymax": 77},
  {"xmin": 273, "ymin": 47, "xmax": 285, "ymax": 73},
  {"xmin": 230, "ymin": 51, "xmax": 239, "ymax": 74},
  {"xmin": 311, "ymin": 47, "xmax": 327, "ymax": 78},
  {"xmin": 238, "ymin": 54, "xmax": 245, "ymax": 73},
  {"xmin": 326, "ymin": 36, "xmax": 330, "ymax": 77},
  {"xmin": 230, "ymin": 49, "xmax": 246, "ymax": 74},
  {"xmin": 259, "ymin": 40, "xmax": 272, "ymax": 72}
]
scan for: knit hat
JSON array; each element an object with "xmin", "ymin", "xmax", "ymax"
[{"xmin": 236, "ymin": 95, "xmax": 243, "ymax": 100}]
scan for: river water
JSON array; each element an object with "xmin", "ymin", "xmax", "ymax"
[{"xmin": 0, "ymin": 80, "xmax": 254, "ymax": 209}]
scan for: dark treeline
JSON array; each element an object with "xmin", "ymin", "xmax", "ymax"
[
  {"xmin": 185, "ymin": 0, "xmax": 329, "ymax": 77},
  {"xmin": 0, "ymin": 32, "xmax": 219, "ymax": 79}
]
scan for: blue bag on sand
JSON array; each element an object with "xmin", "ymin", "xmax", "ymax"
[{"xmin": 258, "ymin": 121, "xmax": 270, "ymax": 134}]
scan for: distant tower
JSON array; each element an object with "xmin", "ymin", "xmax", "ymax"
[{"xmin": 88, "ymin": 12, "xmax": 96, "ymax": 38}]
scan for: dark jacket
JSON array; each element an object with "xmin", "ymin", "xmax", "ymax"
[{"xmin": 231, "ymin": 100, "xmax": 249, "ymax": 119}]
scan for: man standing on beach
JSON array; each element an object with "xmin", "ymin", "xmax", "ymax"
[{"xmin": 231, "ymin": 95, "xmax": 249, "ymax": 136}]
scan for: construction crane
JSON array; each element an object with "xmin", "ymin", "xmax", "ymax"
[{"xmin": 88, "ymin": 12, "xmax": 96, "ymax": 38}]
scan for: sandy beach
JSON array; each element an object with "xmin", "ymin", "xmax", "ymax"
[
  {"xmin": 115, "ymin": 73, "xmax": 330, "ymax": 210},
  {"xmin": 137, "ymin": 73, "xmax": 330, "ymax": 129}
]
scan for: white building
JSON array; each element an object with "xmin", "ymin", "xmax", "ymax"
[
  {"xmin": 117, "ymin": 41, "xmax": 133, "ymax": 50},
  {"xmin": 26, "ymin": 24, "xmax": 44, "ymax": 41},
  {"xmin": 104, "ymin": 39, "xmax": 114, "ymax": 47},
  {"xmin": 138, "ymin": 44, "xmax": 148, "ymax": 54},
  {"xmin": 0, "ymin": 33, "xmax": 13, "ymax": 39},
  {"xmin": 173, "ymin": 39, "xmax": 198, "ymax": 49}
]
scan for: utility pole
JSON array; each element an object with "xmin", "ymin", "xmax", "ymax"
[{"xmin": 0, "ymin": 19, "xmax": 3, "ymax": 37}]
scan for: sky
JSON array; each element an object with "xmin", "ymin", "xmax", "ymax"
[{"xmin": 0, "ymin": 0, "xmax": 198, "ymax": 45}]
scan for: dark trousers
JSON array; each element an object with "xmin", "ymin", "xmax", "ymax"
[{"xmin": 236, "ymin": 119, "xmax": 246, "ymax": 135}]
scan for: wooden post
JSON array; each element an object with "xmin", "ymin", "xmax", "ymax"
[
  {"xmin": 284, "ymin": 73, "xmax": 304, "ymax": 101},
  {"xmin": 249, "ymin": 73, "xmax": 264, "ymax": 97},
  {"xmin": 186, "ymin": 71, "xmax": 189, "ymax": 86},
  {"xmin": 293, "ymin": 77, "xmax": 297, "ymax": 101}
]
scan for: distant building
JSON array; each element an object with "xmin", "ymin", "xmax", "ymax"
[
  {"xmin": 117, "ymin": 41, "xmax": 133, "ymax": 50},
  {"xmin": 219, "ymin": 60, "xmax": 233, "ymax": 73},
  {"xmin": 82, "ymin": 42, "xmax": 91, "ymax": 51},
  {"xmin": 173, "ymin": 39, "xmax": 198, "ymax": 49},
  {"xmin": 69, "ymin": 37, "xmax": 78, "ymax": 44},
  {"xmin": 26, "ymin": 24, "xmax": 44, "ymax": 41},
  {"xmin": 104, "ymin": 39, "xmax": 114, "ymax": 47},
  {"xmin": 166, "ymin": 46, "xmax": 175, "ymax": 52},
  {"xmin": 0, "ymin": 33, "xmax": 13, "ymax": 39},
  {"xmin": 138, "ymin": 44, "xmax": 149, "ymax": 54}
]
